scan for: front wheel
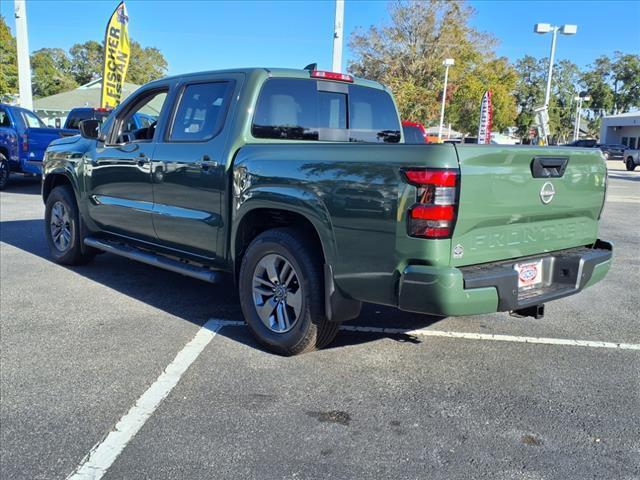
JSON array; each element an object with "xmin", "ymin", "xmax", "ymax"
[
  {"xmin": 626, "ymin": 157, "xmax": 636, "ymax": 171},
  {"xmin": 0, "ymin": 154, "xmax": 10, "ymax": 190},
  {"xmin": 238, "ymin": 228, "xmax": 341, "ymax": 355},
  {"xmin": 44, "ymin": 185, "xmax": 95, "ymax": 265}
]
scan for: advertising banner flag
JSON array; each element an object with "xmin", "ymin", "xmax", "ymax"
[
  {"xmin": 100, "ymin": 2, "xmax": 130, "ymax": 108},
  {"xmin": 477, "ymin": 90, "xmax": 493, "ymax": 144}
]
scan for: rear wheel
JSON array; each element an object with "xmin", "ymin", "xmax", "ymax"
[
  {"xmin": 45, "ymin": 185, "xmax": 95, "ymax": 265},
  {"xmin": 0, "ymin": 154, "xmax": 10, "ymax": 190},
  {"xmin": 238, "ymin": 228, "xmax": 340, "ymax": 355},
  {"xmin": 626, "ymin": 157, "xmax": 636, "ymax": 171}
]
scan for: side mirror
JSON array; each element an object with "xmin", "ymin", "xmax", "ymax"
[{"xmin": 79, "ymin": 119, "xmax": 101, "ymax": 140}]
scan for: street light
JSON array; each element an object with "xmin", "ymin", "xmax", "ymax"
[
  {"xmin": 534, "ymin": 23, "xmax": 577, "ymax": 109},
  {"xmin": 438, "ymin": 58, "xmax": 454, "ymax": 142},
  {"xmin": 573, "ymin": 94, "xmax": 591, "ymax": 141}
]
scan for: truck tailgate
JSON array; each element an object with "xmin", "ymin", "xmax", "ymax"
[{"xmin": 451, "ymin": 145, "xmax": 606, "ymax": 267}]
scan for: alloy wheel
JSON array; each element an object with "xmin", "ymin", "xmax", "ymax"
[
  {"xmin": 252, "ymin": 253, "xmax": 302, "ymax": 333},
  {"xmin": 50, "ymin": 201, "xmax": 72, "ymax": 252}
]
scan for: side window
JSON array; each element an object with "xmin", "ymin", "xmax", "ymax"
[
  {"xmin": 403, "ymin": 126, "xmax": 424, "ymax": 144},
  {"xmin": 622, "ymin": 137, "xmax": 629, "ymax": 147},
  {"xmin": 630, "ymin": 137, "xmax": 637, "ymax": 150},
  {"xmin": 169, "ymin": 82, "xmax": 233, "ymax": 142},
  {"xmin": 349, "ymin": 85, "xmax": 400, "ymax": 143},
  {"xmin": 113, "ymin": 90, "xmax": 167, "ymax": 144},
  {"xmin": 0, "ymin": 109, "xmax": 11, "ymax": 127},
  {"xmin": 21, "ymin": 110, "xmax": 46, "ymax": 128}
]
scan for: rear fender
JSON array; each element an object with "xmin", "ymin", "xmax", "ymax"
[{"xmin": 232, "ymin": 185, "xmax": 338, "ymax": 267}]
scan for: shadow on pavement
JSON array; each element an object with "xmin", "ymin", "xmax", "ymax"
[
  {"xmin": 1, "ymin": 218, "xmax": 444, "ymax": 352},
  {"xmin": 1, "ymin": 176, "xmax": 41, "ymax": 194}
]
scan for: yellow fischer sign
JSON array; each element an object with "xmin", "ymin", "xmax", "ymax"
[{"xmin": 100, "ymin": 2, "xmax": 130, "ymax": 108}]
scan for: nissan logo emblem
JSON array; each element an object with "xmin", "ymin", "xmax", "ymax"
[{"xmin": 540, "ymin": 181, "xmax": 555, "ymax": 204}]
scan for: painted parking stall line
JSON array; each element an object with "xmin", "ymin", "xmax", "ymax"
[
  {"xmin": 66, "ymin": 319, "xmax": 226, "ymax": 480},
  {"xmin": 212, "ymin": 319, "xmax": 640, "ymax": 351},
  {"xmin": 339, "ymin": 325, "xmax": 640, "ymax": 351}
]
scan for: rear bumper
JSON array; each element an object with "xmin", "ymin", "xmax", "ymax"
[{"xmin": 398, "ymin": 240, "xmax": 612, "ymax": 316}]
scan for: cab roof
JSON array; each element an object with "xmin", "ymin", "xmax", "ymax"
[{"xmin": 152, "ymin": 67, "xmax": 387, "ymax": 91}]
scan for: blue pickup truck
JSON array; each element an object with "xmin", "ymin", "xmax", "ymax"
[{"xmin": 0, "ymin": 104, "xmax": 76, "ymax": 189}]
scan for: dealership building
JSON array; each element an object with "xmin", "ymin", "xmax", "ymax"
[{"xmin": 599, "ymin": 111, "xmax": 640, "ymax": 149}]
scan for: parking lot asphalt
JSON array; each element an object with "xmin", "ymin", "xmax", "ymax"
[{"xmin": 1, "ymin": 162, "xmax": 639, "ymax": 480}]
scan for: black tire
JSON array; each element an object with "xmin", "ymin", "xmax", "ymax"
[
  {"xmin": 44, "ymin": 185, "xmax": 96, "ymax": 265},
  {"xmin": 0, "ymin": 154, "xmax": 10, "ymax": 190},
  {"xmin": 238, "ymin": 227, "xmax": 340, "ymax": 355},
  {"xmin": 626, "ymin": 157, "xmax": 636, "ymax": 171}
]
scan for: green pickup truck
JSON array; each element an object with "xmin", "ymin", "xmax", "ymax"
[{"xmin": 41, "ymin": 67, "xmax": 612, "ymax": 355}]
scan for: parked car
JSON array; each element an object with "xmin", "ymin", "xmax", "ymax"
[
  {"xmin": 564, "ymin": 139, "xmax": 598, "ymax": 148},
  {"xmin": 597, "ymin": 143, "xmax": 626, "ymax": 161},
  {"xmin": 401, "ymin": 121, "xmax": 429, "ymax": 144},
  {"xmin": 0, "ymin": 104, "xmax": 76, "ymax": 189},
  {"xmin": 64, "ymin": 107, "xmax": 156, "ymax": 132},
  {"xmin": 41, "ymin": 67, "xmax": 612, "ymax": 355},
  {"xmin": 624, "ymin": 148, "xmax": 639, "ymax": 171}
]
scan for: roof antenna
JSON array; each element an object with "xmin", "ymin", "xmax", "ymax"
[{"xmin": 304, "ymin": 63, "xmax": 317, "ymax": 71}]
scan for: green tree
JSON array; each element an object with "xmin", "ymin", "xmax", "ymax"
[
  {"xmin": 126, "ymin": 41, "xmax": 168, "ymax": 84},
  {"xmin": 30, "ymin": 49, "xmax": 77, "ymax": 98},
  {"xmin": 513, "ymin": 55, "xmax": 545, "ymax": 137},
  {"xmin": 348, "ymin": 0, "xmax": 515, "ymax": 134},
  {"xmin": 549, "ymin": 60, "xmax": 580, "ymax": 143},
  {"xmin": 612, "ymin": 52, "xmax": 640, "ymax": 113},
  {"xmin": 0, "ymin": 15, "xmax": 18, "ymax": 97},
  {"xmin": 68, "ymin": 39, "xmax": 168, "ymax": 86},
  {"xmin": 68, "ymin": 40, "xmax": 103, "ymax": 85}
]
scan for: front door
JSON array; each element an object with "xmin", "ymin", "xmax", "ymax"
[
  {"xmin": 86, "ymin": 87, "xmax": 170, "ymax": 243},
  {"xmin": 151, "ymin": 75, "xmax": 240, "ymax": 260}
]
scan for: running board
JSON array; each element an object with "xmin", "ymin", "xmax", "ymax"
[{"xmin": 84, "ymin": 237, "xmax": 221, "ymax": 283}]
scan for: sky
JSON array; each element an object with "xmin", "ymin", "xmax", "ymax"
[{"xmin": 2, "ymin": 0, "xmax": 639, "ymax": 76}]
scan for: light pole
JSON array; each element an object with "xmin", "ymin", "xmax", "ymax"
[
  {"xmin": 14, "ymin": 0, "xmax": 33, "ymax": 110},
  {"xmin": 534, "ymin": 23, "xmax": 577, "ymax": 109},
  {"xmin": 438, "ymin": 58, "xmax": 454, "ymax": 142},
  {"xmin": 573, "ymin": 94, "xmax": 590, "ymax": 141},
  {"xmin": 332, "ymin": 0, "xmax": 345, "ymax": 73}
]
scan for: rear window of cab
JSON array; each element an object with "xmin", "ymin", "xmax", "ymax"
[{"xmin": 251, "ymin": 78, "xmax": 400, "ymax": 143}]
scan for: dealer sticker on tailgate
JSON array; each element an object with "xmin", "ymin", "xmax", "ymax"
[{"xmin": 514, "ymin": 259, "xmax": 543, "ymax": 290}]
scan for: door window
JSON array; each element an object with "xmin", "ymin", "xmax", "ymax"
[
  {"xmin": 630, "ymin": 137, "xmax": 637, "ymax": 150},
  {"xmin": 0, "ymin": 109, "xmax": 11, "ymax": 127},
  {"xmin": 168, "ymin": 82, "xmax": 233, "ymax": 142},
  {"xmin": 21, "ymin": 110, "xmax": 46, "ymax": 128},
  {"xmin": 112, "ymin": 90, "xmax": 168, "ymax": 144}
]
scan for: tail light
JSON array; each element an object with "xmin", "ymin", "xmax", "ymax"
[
  {"xmin": 403, "ymin": 168, "xmax": 459, "ymax": 238},
  {"xmin": 310, "ymin": 70, "xmax": 354, "ymax": 83},
  {"xmin": 20, "ymin": 133, "xmax": 29, "ymax": 152}
]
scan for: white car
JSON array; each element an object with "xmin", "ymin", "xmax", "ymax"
[{"xmin": 624, "ymin": 149, "xmax": 640, "ymax": 171}]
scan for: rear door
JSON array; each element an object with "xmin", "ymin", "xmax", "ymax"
[
  {"xmin": 451, "ymin": 145, "xmax": 607, "ymax": 267},
  {"xmin": 18, "ymin": 109, "xmax": 53, "ymax": 164},
  {"xmin": 150, "ymin": 74, "xmax": 240, "ymax": 260}
]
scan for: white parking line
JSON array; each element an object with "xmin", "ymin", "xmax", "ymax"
[
  {"xmin": 607, "ymin": 195, "xmax": 640, "ymax": 204},
  {"xmin": 339, "ymin": 325, "xmax": 640, "ymax": 350},
  {"xmin": 66, "ymin": 319, "xmax": 224, "ymax": 480},
  {"xmin": 210, "ymin": 320, "xmax": 640, "ymax": 351}
]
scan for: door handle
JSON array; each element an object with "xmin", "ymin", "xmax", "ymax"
[
  {"xmin": 137, "ymin": 153, "xmax": 150, "ymax": 167},
  {"xmin": 199, "ymin": 155, "xmax": 218, "ymax": 171}
]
